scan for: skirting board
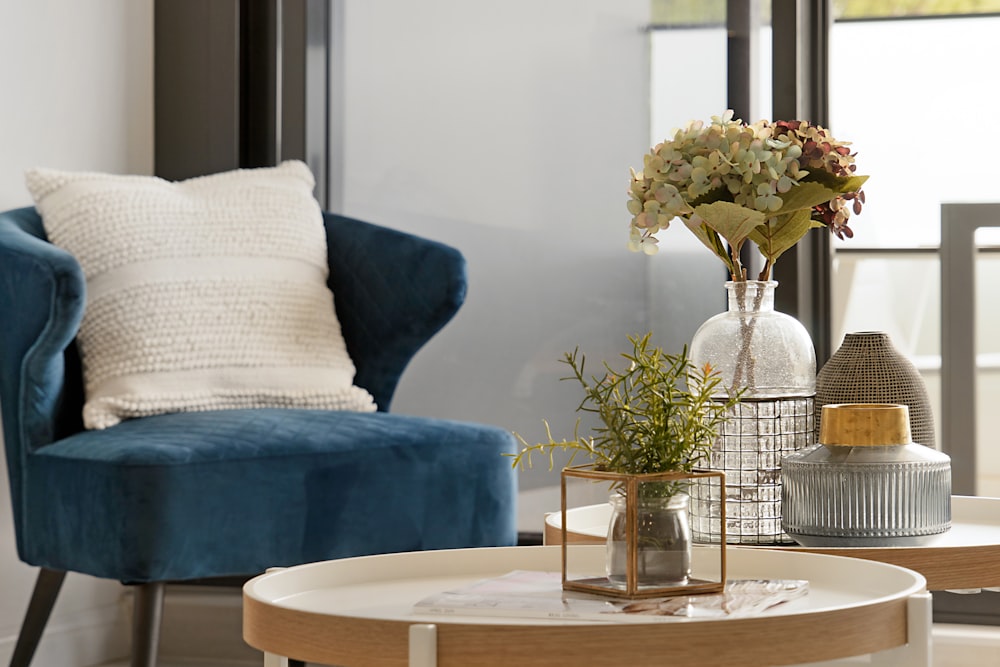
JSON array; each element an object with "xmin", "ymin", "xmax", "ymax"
[{"xmin": 0, "ymin": 600, "xmax": 128, "ymax": 667}]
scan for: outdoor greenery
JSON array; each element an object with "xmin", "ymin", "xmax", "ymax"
[
  {"xmin": 649, "ymin": 0, "xmax": 1000, "ymax": 26},
  {"xmin": 834, "ymin": 0, "xmax": 1000, "ymax": 17}
]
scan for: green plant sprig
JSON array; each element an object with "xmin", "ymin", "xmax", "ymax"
[{"xmin": 510, "ymin": 333, "xmax": 741, "ymax": 479}]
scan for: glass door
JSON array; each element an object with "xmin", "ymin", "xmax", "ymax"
[{"xmin": 829, "ymin": 5, "xmax": 1000, "ymax": 495}]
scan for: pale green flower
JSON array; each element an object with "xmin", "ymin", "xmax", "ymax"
[
  {"xmin": 628, "ymin": 227, "xmax": 659, "ymax": 255},
  {"xmin": 755, "ymin": 182, "xmax": 783, "ymax": 212},
  {"xmin": 668, "ymin": 162, "xmax": 692, "ymax": 183},
  {"xmin": 654, "ymin": 183, "xmax": 685, "ymax": 217}
]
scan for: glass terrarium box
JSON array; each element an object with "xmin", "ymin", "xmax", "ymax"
[{"xmin": 560, "ymin": 465, "xmax": 727, "ymax": 599}]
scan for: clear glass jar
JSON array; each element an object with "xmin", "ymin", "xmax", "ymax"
[
  {"xmin": 690, "ymin": 281, "xmax": 815, "ymax": 399},
  {"xmin": 606, "ymin": 492, "xmax": 690, "ymax": 586},
  {"xmin": 781, "ymin": 403, "xmax": 952, "ymax": 546},
  {"xmin": 689, "ymin": 280, "xmax": 816, "ymax": 545}
]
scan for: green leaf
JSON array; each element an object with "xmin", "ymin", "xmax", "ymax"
[
  {"xmin": 682, "ymin": 216, "xmax": 739, "ymax": 276},
  {"xmin": 747, "ymin": 209, "xmax": 821, "ymax": 263},
  {"xmin": 693, "ymin": 201, "xmax": 767, "ymax": 246},
  {"xmin": 837, "ymin": 174, "xmax": 868, "ymax": 192},
  {"xmin": 775, "ymin": 181, "xmax": 837, "ymax": 214},
  {"xmin": 804, "ymin": 171, "xmax": 869, "ymax": 194},
  {"xmin": 688, "ymin": 184, "xmax": 731, "ymax": 207}
]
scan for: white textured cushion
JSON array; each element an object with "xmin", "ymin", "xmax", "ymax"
[{"xmin": 25, "ymin": 160, "xmax": 376, "ymax": 429}]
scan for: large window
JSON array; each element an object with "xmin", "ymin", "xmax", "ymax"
[
  {"xmin": 829, "ymin": 8, "xmax": 1000, "ymax": 495},
  {"xmin": 650, "ymin": 0, "xmax": 1000, "ymax": 495}
]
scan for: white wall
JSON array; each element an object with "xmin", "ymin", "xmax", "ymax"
[
  {"xmin": 0, "ymin": 0, "xmax": 655, "ymax": 660},
  {"xmin": 0, "ymin": 0, "xmax": 153, "ymax": 664},
  {"xmin": 338, "ymin": 0, "xmax": 656, "ymax": 492}
]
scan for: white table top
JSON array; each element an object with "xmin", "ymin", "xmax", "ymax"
[
  {"xmin": 243, "ymin": 544, "xmax": 928, "ymax": 667},
  {"xmin": 545, "ymin": 495, "xmax": 1000, "ymax": 590}
]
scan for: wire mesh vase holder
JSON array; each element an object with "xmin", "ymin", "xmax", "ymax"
[
  {"xmin": 692, "ymin": 397, "xmax": 815, "ymax": 545},
  {"xmin": 560, "ymin": 465, "xmax": 726, "ymax": 599},
  {"xmin": 690, "ymin": 280, "xmax": 817, "ymax": 545}
]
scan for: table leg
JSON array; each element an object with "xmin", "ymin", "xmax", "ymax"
[
  {"xmin": 409, "ymin": 623, "xmax": 438, "ymax": 667},
  {"xmin": 263, "ymin": 652, "xmax": 300, "ymax": 667},
  {"xmin": 868, "ymin": 592, "xmax": 933, "ymax": 667}
]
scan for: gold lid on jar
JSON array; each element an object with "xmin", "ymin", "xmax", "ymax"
[{"xmin": 819, "ymin": 403, "xmax": 911, "ymax": 447}]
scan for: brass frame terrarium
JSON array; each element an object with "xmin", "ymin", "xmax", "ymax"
[{"xmin": 561, "ymin": 465, "xmax": 727, "ymax": 599}]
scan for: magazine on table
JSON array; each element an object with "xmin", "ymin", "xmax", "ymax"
[{"xmin": 412, "ymin": 570, "xmax": 808, "ymax": 623}]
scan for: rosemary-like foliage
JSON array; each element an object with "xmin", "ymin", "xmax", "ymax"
[{"xmin": 512, "ymin": 333, "xmax": 741, "ymax": 477}]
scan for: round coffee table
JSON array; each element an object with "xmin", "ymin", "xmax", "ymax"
[
  {"xmin": 243, "ymin": 544, "xmax": 929, "ymax": 667},
  {"xmin": 544, "ymin": 495, "xmax": 1000, "ymax": 591}
]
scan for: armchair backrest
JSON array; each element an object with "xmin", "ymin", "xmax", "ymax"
[{"xmin": 321, "ymin": 211, "xmax": 467, "ymax": 412}]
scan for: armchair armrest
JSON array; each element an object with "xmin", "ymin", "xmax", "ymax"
[
  {"xmin": 322, "ymin": 213, "xmax": 467, "ymax": 411},
  {"xmin": 0, "ymin": 207, "xmax": 86, "ymax": 546}
]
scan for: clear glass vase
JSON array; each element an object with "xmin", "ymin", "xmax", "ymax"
[
  {"xmin": 689, "ymin": 280, "xmax": 816, "ymax": 545},
  {"xmin": 606, "ymin": 492, "xmax": 691, "ymax": 587}
]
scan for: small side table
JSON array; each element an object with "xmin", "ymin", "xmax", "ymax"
[
  {"xmin": 244, "ymin": 544, "xmax": 930, "ymax": 667},
  {"xmin": 544, "ymin": 495, "xmax": 1000, "ymax": 591}
]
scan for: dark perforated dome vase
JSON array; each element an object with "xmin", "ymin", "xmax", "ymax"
[{"xmin": 816, "ymin": 331, "xmax": 936, "ymax": 448}]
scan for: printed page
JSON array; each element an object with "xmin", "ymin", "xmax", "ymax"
[{"xmin": 413, "ymin": 571, "xmax": 809, "ymax": 623}]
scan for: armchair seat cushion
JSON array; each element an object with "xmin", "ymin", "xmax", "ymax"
[{"xmin": 24, "ymin": 409, "xmax": 517, "ymax": 582}]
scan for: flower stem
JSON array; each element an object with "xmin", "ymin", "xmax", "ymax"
[
  {"xmin": 731, "ymin": 282, "xmax": 765, "ymax": 393},
  {"xmin": 758, "ymin": 258, "xmax": 772, "ymax": 282}
]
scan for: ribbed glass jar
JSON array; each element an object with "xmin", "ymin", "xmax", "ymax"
[
  {"xmin": 689, "ymin": 280, "xmax": 815, "ymax": 545},
  {"xmin": 781, "ymin": 404, "xmax": 951, "ymax": 547}
]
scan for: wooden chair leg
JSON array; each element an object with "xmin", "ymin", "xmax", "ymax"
[
  {"xmin": 130, "ymin": 582, "xmax": 165, "ymax": 667},
  {"xmin": 9, "ymin": 568, "xmax": 67, "ymax": 667}
]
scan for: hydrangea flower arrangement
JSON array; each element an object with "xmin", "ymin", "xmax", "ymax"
[{"xmin": 627, "ymin": 110, "xmax": 867, "ymax": 281}]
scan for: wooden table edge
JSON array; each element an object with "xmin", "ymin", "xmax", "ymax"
[{"xmin": 244, "ymin": 581, "xmax": 912, "ymax": 667}]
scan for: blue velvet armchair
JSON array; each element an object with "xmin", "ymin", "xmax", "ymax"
[{"xmin": 0, "ymin": 206, "xmax": 518, "ymax": 667}]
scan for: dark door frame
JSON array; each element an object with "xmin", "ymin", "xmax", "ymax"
[{"xmin": 154, "ymin": 0, "xmax": 333, "ymax": 208}]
